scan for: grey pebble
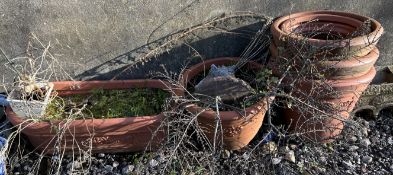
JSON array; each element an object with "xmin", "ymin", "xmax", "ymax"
[
  {"xmin": 349, "ymin": 136, "xmax": 358, "ymax": 142},
  {"xmin": 222, "ymin": 150, "xmax": 231, "ymax": 159},
  {"xmin": 360, "ymin": 138, "xmax": 371, "ymax": 147},
  {"xmin": 342, "ymin": 161, "xmax": 355, "ymax": 169},
  {"xmin": 23, "ymin": 166, "xmax": 31, "ymax": 172},
  {"xmin": 272, "ymin": 157, "xmax": 282, "ymax": 165},
  {"xmin": 362, "ymin": 156, "xmax": 372, "ymax": 164},
  {"xmin": 388, "ymin": 137, "xmax": 393, "ymax": 145},
  {"xmin": 74, "ymin": 161, "xmax": 82, "ymax": 169},
  {"xmin": 113, "ymin": 161, "xmax": 119, "ymax": 168},
  {"xmin": 383, "ymin": 125, "xmax": 390, "ymax": 131},
  {"xmin": 149, "ymin": 159, "xmax": 158, "ymax": 167},
  {"xmin": 285, "ymin": 150, "xmax": 296, "ymax": 163},
  {"xmin": 319, "ymin": 156, "xmax": 327, "ymax": 164},
  {"xmin": 289, "ymin": 144, "xmax": 297, "ymax": 150},
  {"xmin": 105, "ymin": 165, "xmax": 114, "ymax": 172},
  {"xmin": 348, "ymin": 145, "xmax": 359, "ymax": 152},
  {"xmin": 362, "ymin": 127, "xmax": 368, "ymax": 136},
  {"xmin": 122, "ymin": 165, "xmax": 134, "ymax": 174}
]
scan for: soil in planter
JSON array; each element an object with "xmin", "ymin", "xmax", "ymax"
[
  {"xmin": 44, "ymin": 88, "xmax": 169, "ymax": 120},
  {"xmin": 187, "ymin": 64, "xmax": 277, "ymax": 111}
]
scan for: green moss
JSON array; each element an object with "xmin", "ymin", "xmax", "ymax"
[{"xmin": 45, "ymin": 88, "xmax": 169, "ymax": 120}]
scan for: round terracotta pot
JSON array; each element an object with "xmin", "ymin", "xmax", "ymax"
[
  {"xmin": 269, "ymin": 43, "xmax": 379, "ymax": 79},
  {"xmin": 6, "ymin": 80, "xmax": 182, "ymax": 154},
  {"xmin": 271, "ymin": 10, "xmax": 383, "ymax": 58},
  {"xmin": 180, "ymin": 57, "xmax": 274, "ymax": 150},
  {"xmin": 282, "ymin": 67, "xmax": 376, "ymax": 142}
]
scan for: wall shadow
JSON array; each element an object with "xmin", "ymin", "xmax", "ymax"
[{"xmin": 76, "ymin": 16, "xmax": 270, "ymax": 80}]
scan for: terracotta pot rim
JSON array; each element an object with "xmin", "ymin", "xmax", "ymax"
[
  {"xmin": 180, "ymin": 57, "xmax": 273, "ymax": 121},
  {"xmin": 53, "ymin": 79, "xmax": 181, "ymax": 93},
  {"xmin": 272, "ymin": 10, "xmax": 384, "ymax": 47},
  {"xmin": 269, "ymin": 43, "xmax": 380, "ymax": 67},
  {"xmin": 283, "ymin": 21, "xmax": 357, "ymax": 32},
  {"xmin": 280, "ymin": 14, "xmax": 364, "ymax": 43},
  {"xmin": 6, "ymin": 79, "xmax": 178, "ymax": 127},
  {"xmin": 283, "ymin": 21, "xmax": 358, "ymax": 40}
]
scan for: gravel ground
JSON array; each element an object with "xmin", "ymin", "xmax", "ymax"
[
  {"xmin": 1, "ymin": 107, "xmax": 392, "ymax": 175},
  {"xmin": 273, "ymin": 109, "xmax": 393, "ymax": 175}
]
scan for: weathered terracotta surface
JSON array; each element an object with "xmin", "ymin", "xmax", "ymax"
[
  {"xmin": 284, "ymin": 98, "xmax": 352, "ymax": 143},
  {"xmin": 181, "ymin": 57, "xmax": 274, "ymax": 150},
  {"xmin": 353, "ymin": 66, "xmax": 393, "ymax": 117},
  {"xmin": 6, "ymin": 80, "xmax": 180, "ymax": 154},
  {"xmin": 271, "ymin": 10, "xmax": 383, "ymax": 58},
  {"xmin": 282, "ymin": 67, "xmax": 376, "ymax": 142},
  {"xmin": 289, "ymin": 67, "xmax": 376, "ymax": 100},
  {"xmin": 270, "ymin": 10, "xmax": 382, "ymax": 142},
  {"xmin": 269, "ymin": 43, "xmax": 379, "ymax": 80}
]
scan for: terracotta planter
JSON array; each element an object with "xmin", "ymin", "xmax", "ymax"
[
  {"xmin": 282, "ymin": 67, "xmax": 376, "ymax": 142},
  {"xmin": 271, "ymin": 10, "xmax": 383, "ymax": 58},
  {"xmin": 269, "ymin": 43, "xmax": 379, "ymax": 79},
  {"xmin": 181, "ymin": 57, "xmax": 274, "ymax": 150},
  {"xmin": 5, "ymin": 80, "xmax": 181, "ymax": 154}
]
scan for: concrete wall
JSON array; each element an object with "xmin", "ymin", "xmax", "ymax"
[{"xmin": 0, "ymin": 0, "xmax": 392, "ymax": 82}]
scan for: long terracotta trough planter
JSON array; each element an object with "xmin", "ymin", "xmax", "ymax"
[{"xmin": 6, "ymin": 80, "xmax": 180, "ymax": 154}]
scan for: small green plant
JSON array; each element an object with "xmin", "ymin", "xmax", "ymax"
[
  {"xmin": 255, "ymin": 68, "xmax": 278, "ymax": 92},
  {"xmin": 45, "ymin": 88, "xmax": 169, "ymax": 120},
  {"xmin": 238, "ymin": 68, "xmax": 277, "ymax": 109}
]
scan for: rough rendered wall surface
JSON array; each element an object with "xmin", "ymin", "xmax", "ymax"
[{"xmin": 0, "ymin": 0, "xmax": 392, "ymax": 82}]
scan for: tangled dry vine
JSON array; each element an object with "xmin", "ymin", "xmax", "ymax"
[{"xmin": 0, "ymin": 10, "xmax": 387, "ymax": 175}]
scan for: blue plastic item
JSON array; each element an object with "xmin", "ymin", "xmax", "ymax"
[
  {"xmin": 0, "ymin": 136, "xmax": 6, "ymax": 175},
  {"xmin": 261, "ymin": 131, "xmax": 276, "ymax": 144},
  {"xmin": 208, "ymin": 64, "xmax": 236, "ymax": 77},
  {"xmin": 0, "ymin": 95, "xmax": 8, "ymax": 106}
]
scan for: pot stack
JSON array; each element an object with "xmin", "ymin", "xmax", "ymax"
[{"xmin": 269, "ymin": 10, "xmax": 384, "ymax": 142}]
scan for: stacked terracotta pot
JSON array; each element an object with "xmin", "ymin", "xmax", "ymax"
[{"xmin": 269, "ymin": 10, "xmax": 383, "ymax": 142}]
